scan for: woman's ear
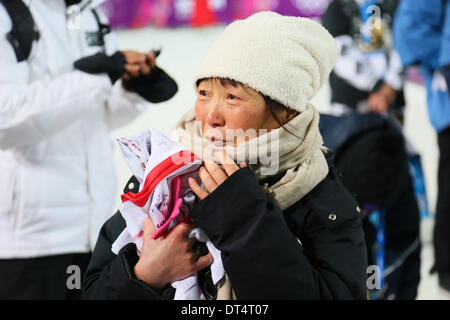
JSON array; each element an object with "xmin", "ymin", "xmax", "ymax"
[{"xmin": 282, "ymin": 109, "xmax": 299, "ymax": 123}]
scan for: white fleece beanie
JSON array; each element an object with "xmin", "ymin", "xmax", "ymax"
[{"xmin": 194, "ymin": 11, "xmax": 338, "ymax": 113}]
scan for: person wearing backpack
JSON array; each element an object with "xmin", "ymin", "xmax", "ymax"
[{"xmin": 0, "ymin": 0, "xmax": 177, "ymax": 299}]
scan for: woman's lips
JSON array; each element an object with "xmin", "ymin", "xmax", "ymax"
[{"xmin": 208, "ymin": 136, "xmax": 229, "ymax": 146}]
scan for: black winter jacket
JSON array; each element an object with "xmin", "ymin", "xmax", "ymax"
[
  {"xmin": 82, "ymin": 152, "xmax": 368, "ymax": 300},
  {"xmin": 319, "ymin": 112, "xmax": 421, "ymax": 252}
]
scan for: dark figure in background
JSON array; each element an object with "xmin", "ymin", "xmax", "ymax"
[{"xmin": 320, "ymin": 113, "xmax": 421, "ymax": 300}]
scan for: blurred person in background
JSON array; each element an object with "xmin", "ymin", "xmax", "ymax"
[
  {"xmin": 0, "ymin": 0, "xmax": 176, "ymax": 299},
  {"xmin": 322, "ymin": 0, "xmax": 405, "ymax": 122},
  {"xmin": 394, "ymin": 0, "xmax": 450, "ymax": 293},
  {"xmin": 320, "ymin": 0, "xmax": 422, "ymax": 299}
]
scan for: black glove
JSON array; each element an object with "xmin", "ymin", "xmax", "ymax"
[
  {"xmin": 122, "ymin": 66, "xmax": 178, "ymax": 103},
  {"xmin": 73, "ymin": 51, "xmax": 126, "ymax": 84}
]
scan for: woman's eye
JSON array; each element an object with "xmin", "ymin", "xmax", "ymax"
[
  {"xmin": 227, "ymin": 94, "xmax": 238, "ymax": 100},
  {"xmin": 199, "ymin": 90, "xmax": 208, "ymax": 96}
]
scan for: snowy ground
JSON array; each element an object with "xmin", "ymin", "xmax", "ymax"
[{"xmin": 111, "ymin": 26, "xmax": 450, "ymax": 300}]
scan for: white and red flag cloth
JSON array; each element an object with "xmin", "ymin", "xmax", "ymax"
[{"xmin": 111, "ymin": 128, "xmax": 225, "ymax": 300}]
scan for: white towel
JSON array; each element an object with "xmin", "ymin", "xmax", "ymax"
[{"xmin": 111, "ymin": 128, "xmax": 225, "ymax": 300}]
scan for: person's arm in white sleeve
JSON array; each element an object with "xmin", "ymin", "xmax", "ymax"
[
  {"xmin": 0, "ymin": 72, "xmax": 112, "ymax": 150},
  {"xmin": 367, "ymin": 49, "xmax": 406, "ymax": 114},
  {"xmin": 104, "ymin": 80, "xmax": 150, "ymax": 131},
  {"xmin": 103, "ymin": 79, "xmax": 150, "ymax": 131},
  {"xmin": 90, "ymin": 8, "xmax": 150, "ymax": 131},
  {"xmin": 102, "ymin": 61, "xmax": 181, "ymax": 131},
  {"xmin": 0, "ymin": 8, "xmax": 112, "ymax": 150},
  {"xmin": 384, "ymin": 49, "xmax": 405, "ymax": 91},
  {"xmin": 90, "ymin": 8, "xmax": 178, "ymax": 131}
]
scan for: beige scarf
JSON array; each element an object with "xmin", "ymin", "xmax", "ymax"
[
  {"xmin": 175, "ymin": 102, "xmax": 329, "ymax": 299},
  {"xmin": 175, "ymin": 102, "xmax": 329, "ymax": 211}
]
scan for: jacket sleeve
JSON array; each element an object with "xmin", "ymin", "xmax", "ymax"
[
  {"xmin": 383, "ymin": 49, "xmax": 405, "ymax": 91},
  {"xmin": 0, "ymin": 6, "xmax": 113, "ymax": 150},
  {"xmin": 104, "ymin": 80, "xmax": 150, "ymax": 131},
  {"xmin": 189, "ymin": 167, "xmax": 367, "ymax": 300},
  {"xmin": 393, "ymin": 0, "xmax": 444, "ymax": 69},
  {"xmin": 93, "ymin": 7, "xmax": 151, "ymax": 131},
  {"xmin": 82, "ymin": 212, "xmax": 172, "ymax": 300},
  {"xmin": 0, "ymin": 71, "xmax": 113, "ymax": 150}
]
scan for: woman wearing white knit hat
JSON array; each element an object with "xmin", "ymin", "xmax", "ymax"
[{"xmin": 83, "ymin": 12, "xmax": 368, "ymax": 300}]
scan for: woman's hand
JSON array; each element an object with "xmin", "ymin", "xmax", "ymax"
[
  {"xmin": 188, "ymin": 150, "xmax": 246, "ymax": 200},
  {"xmin": 133, "ymin": 217, "xmax": 213, "ymax": 288}
]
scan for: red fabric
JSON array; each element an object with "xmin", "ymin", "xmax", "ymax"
[{"xmin": 121, "ymin": 150, "xmax": 198, "ymax": 207}]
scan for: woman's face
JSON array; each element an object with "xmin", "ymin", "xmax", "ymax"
[{"xmin": 195, "ymin": 78, "xmax": 280, "ymax": 147}]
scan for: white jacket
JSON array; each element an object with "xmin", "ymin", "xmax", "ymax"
[{"xmin": 0, "ymin": 0, "xmax": 149, "ymax": 258}]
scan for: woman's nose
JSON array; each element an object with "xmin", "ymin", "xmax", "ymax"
[{"xmin": 206, "ymin": 103, "xmax": 225, "ymax": 128}]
